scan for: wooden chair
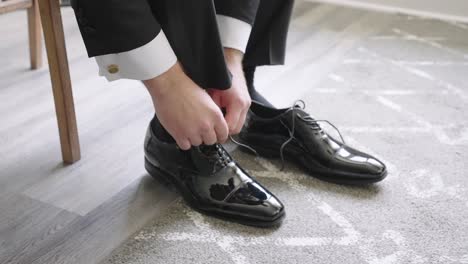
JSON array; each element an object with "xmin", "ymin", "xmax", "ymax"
[
  {"xmin": 1, "ymin": 0, "xmax": 81, "ymax": 164},
  {"xmin": 1, "ymin": 0, "xmax": 42, "ymax": 69}
]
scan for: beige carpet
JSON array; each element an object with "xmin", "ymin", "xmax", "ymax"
[{"xmin": 102, "ymin": 3, "xmax": 468, "ymax": 264}]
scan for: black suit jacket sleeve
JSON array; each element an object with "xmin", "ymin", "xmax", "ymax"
[
  {"xmin": 213, "ymin": 0, "xmax": 260, "ymax": 25},
  {"xmin": 71, "ymin": 0, "xmax": 162, "ymax": 57}
]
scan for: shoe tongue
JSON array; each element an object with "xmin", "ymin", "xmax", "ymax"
[
  {"xmin": 279, "ymin": 107, "xmax": 309, "ymax": 121},
  {"xmin": 293, "ymin": 106, "xmax": 311, "ymax": 118},
  {"xmin": 292, "ymin": 108, "xmax": 322, "ymax": 130}
]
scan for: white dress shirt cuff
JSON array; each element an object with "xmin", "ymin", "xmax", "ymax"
[
  {"xmin": 216, "ymin": 15, "xmax": 252, "ymax": 53},
  {"xmin": 94, "ymin": 30, "xmax": 177, "ymax": 82}
]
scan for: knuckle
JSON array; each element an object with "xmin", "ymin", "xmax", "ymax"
[
  {"xmin": 234, "ymin": 97, "xmax": 244, "ymax": 105},
  {"xmin": 219, "ymin": 135, "xmax": 228, "ymax": 143},
  {"xmin": 217, "ymin": 129, "xmax": 228, "ymax": 141},
  {"xmin": 213, "ymin": 112, "xmax": 224, "ymax": 123},
  {"xmin": 245, "ymin": 99, "xmax": 252, "ymax": 108},
  {"xmin": 199, "ymin": 122, "xmax": 211, "ymax": 133},
  {"xmin": 209, "ymin": 104, "xmax": 221, "ymax": 113},
  {"xmin": 223, "ymin": 130, "xmax": 229, "ymax": 139},
  {"xmin": 238, "ymin": 98, "xmax": 250, "ymax": 109}
]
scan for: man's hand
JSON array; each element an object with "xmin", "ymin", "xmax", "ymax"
[
  {"xmin": 144, "ymin": 62, "xmax": 229, "ymax": 150},
  {"xmin": 208, "ymin": 48, "xmax": 251, "ymax": 135}
]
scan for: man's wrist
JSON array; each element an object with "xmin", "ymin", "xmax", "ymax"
[
  {"xmin": 144, "ymin": 61, "xmax": 181, "ymax": 97},
  {"xmin": 224, "ymin": 48, "xmax": 244, "ymax": 68}
]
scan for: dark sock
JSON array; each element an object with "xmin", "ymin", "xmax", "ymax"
[
  {"xmin": 151, "ymin": 115, "xmax": 175, "ymax": 143},
  {"xmin": 243, "ymin": 66, "xmax": 276, "ymax": 108}
]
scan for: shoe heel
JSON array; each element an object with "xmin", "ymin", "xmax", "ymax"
[{"xmin": 145, "ymin": 158, "xmax": 173, "ymax": 187}]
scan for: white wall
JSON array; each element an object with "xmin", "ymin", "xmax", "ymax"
[{"xmin": 309, "ymin": 0, "xmax": 468, "ymax": 23}]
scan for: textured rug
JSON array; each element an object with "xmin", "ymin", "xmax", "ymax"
[{"xmin": 103, "ymin": 3, "xmax": 468, "ymax": 264}]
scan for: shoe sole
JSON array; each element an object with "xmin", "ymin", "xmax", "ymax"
[
  {"xmin": 144, "ymin": 158, "xmax": 285, "ymax": 228},
  {"xmin": 237, "ymin": 137, "xmax": 387, "ymax": 185}
]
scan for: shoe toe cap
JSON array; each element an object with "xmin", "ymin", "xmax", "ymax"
[
  {"xmin": 226, "ymin": 182, "xmax": 285, "ymax": 222},
  {"xmin": 366, "ymin": 157, "xmax": 386, "ymax": 175},
  {"xmin": 337, "ymin": 146, "xmax": 387, "ymax": 176},
  {"xmin": 263, "ymin": 195, "xmax": 285, "ymax": 220}
]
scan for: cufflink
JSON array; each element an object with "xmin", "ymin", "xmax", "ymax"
[{"xmin": 107, "ymin": 64, "xmax": 119, "ymax": 74}]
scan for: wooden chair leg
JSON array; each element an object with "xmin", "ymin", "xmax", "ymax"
[
  {"xmin": 27, "ymin": 0, "xmax": 42, "ymax": 69},
  {"xmin": 39, "ymin": 0, "xmax": 81, "ymax": 164}
]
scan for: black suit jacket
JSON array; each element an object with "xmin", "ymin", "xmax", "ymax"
[{"xmin": 71, "ymin": 0, "xmax": 292, "ymax": 89}]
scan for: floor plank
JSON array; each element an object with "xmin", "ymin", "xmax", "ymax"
[
  {"xmin": 28, "ymin": 176, "xmax": 177, "ymax": 264},
  {"xmin": 0, "ymin": 194, "xmax": 79, "ymax": 264},
  {"xmin": 0, "ymin": 8, "xmax": 178, "ymax": 264}
]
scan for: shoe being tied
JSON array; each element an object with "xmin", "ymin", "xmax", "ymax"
[
  {"xmin": 144, "ymin": 119, "xmax": 285, "ymax": 227},
  {"xmin": 238, "ymin": 100, "xmax": 387, "ymax": 185}
]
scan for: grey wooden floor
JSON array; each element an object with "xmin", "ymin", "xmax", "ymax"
[{"xmin": 0, "ymin": 7, "xmax": 180, "ymax": 264}]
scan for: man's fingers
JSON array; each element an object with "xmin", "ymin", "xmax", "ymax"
[
  {"xmin": 176, "ymin": 138, "xmax": 191, "ymax": 150},
  {"xmin": 214, "ymin": 117, "xmax": 229, "ymax": 143},
  {"xmin": 202, "ymin": 129, "xmax": 217, "ymax": 145},
  {"xmin": 225, "ymin": 103, "xmax": 242, "ymax": 134},
  {"xmin": 189, "ymin": 135, "xmax": 203, "ymax": 147},
  {"xmin": 234, "ymin": 107, "xmax": 248, "ymax": 134}
]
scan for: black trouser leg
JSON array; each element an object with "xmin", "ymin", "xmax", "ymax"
[
  {"xmin": 243, "ymin": 0, "xmax": 295, "ymax": 108},
  {"xmin": 147, "ymin": 0, "xmax": 232, "ymax": 90},
  {"xmin": 244, "ymin": 0, "xmax": 294, "ymax": 67},
  {"xmin": 149, "ymin": 0, "xmax": 294, "ymax": 140}
]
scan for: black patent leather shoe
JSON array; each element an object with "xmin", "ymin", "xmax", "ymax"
[
  {"xmin": 144, "ymin": 122, "xmax": 285, "ymax": 227},
  {"xmin": 238, "ymin": 101, "xmax": 387, "ymax": 185}
]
